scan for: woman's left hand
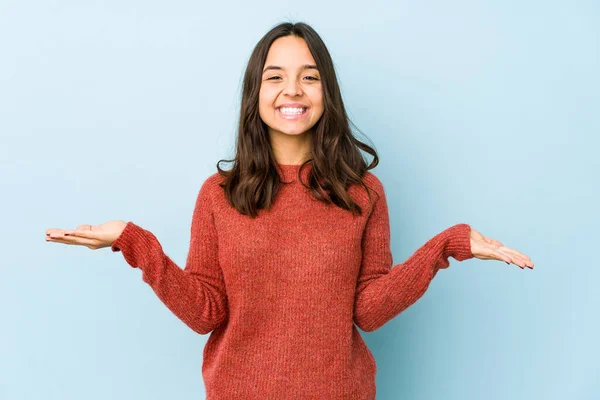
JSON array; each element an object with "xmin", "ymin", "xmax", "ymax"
[{"xmin": 470, "ymin": 227, "xmax": 534, "ymax": 270}]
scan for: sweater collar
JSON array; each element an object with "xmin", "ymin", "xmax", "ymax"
[{"xmin": 276, "ymin": 162, "xmax": 313, "ymax": 183}]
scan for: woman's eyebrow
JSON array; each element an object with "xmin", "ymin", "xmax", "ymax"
[{"xmin": 262, "ymin": 64, "xmax": 318, "ymax": 73}]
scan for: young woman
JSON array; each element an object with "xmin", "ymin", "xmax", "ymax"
[{"xmin": 45, "ymin": 21, "xmax": 534, "ymax": 400}]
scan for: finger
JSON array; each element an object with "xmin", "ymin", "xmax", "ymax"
[
  {"xmin": 47, "ymin": 230, "xmax": 70, "ymax": 238},
  {"xmin": 63, "ymin": 229, "xmax": 99, "ymax": 240},
  {"xmin": 490, "ymin": 248, "xmax": 512, "ymax": 265},
  {"xmin": 46, "ymin": 228, "xmax": 87, "ymax": 237},
  {"xmin": 481, "ymin": 237, "xmax": 533, "ymax": 269},
  {"xmin": 496, "ymin": 249, "xmax": 532, "ymax": 270},
  {"xmin": 508, "ymin": 248, "xmax": 533, "ymax": 267},
  {"xmin": 46, "ymin": 234, "xmax": 99, "ymax": 248},
  {"xmin": 498, "ymin": 246, "xmax": 534, "ymax": 269},
  {"xmin": 489, "ymin": 246, "xmax": 523, "ymax": 269}
]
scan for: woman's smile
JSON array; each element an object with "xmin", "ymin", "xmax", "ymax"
[{"xmin": 277, "ymin": 106, "xmax": 309, "ymax": 120}]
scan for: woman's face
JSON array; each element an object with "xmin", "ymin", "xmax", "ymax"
[{"xmin": 259, "ymin": 35, "xmax": 324, "ymax": 139}]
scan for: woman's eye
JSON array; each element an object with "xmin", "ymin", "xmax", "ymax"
[{"xmin": 266, "ymin": 76, "xmax": 319, "ymax": 81}]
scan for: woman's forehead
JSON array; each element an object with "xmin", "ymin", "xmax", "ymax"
[{"xmin": 265, "ymin": 36, "xmax": 316, "ymax": 64}]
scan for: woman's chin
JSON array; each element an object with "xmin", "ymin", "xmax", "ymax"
[{"xmin": 271, "ymin": 126, "xmax": 313, "ymax": 136}]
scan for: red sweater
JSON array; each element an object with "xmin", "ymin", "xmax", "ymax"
[{"xmin": 111, "ymin": 162, "xmax": 473, "ymax": 399}]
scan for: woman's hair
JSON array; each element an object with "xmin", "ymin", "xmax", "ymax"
[{"xmin": 216, "ymin": 21, "xmax": 380, "ymax": 218}]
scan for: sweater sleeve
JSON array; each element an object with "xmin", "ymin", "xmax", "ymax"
[
  {"xmin": 110, "ymin": 177, "xmax": 228, "ymax": 335},
  {"xmin": 353, "ymin": 177, "xmax": 473, "ymax": 332}
]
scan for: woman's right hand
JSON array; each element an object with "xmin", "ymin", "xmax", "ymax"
[{"xmin": 45, "ymin": 220, "xmax": 128, "ymax": 250}]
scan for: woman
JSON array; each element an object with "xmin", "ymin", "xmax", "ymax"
[{"xmin": 45, "ymin": 21, "xmax": 534, "ymax": 400}]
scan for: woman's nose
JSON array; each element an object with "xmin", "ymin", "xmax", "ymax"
[{"xmin": 282, "ymin": 79, "xmax": 302, "ymax": 96}]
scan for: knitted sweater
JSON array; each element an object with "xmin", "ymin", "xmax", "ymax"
[{"xmin": 111, "ymin": 162, "xmax": 474, "ymax": 399}]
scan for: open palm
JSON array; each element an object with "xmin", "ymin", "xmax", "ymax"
[
  {"xmin": 470, "ymin": 227, "xmax": 534, "ymax": 270},
  {"xmin": 46, "ymin": 220, "xmax": 127, "ymax": 250}
]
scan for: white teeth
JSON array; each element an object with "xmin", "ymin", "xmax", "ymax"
[{"xmin": 279, "ymin": 107, "xmax": 306, "ymax": 115}]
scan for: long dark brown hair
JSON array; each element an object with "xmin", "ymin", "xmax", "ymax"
[{"xmin": 216, "ymin": 21, "xmax": 380, "ymax": 218}]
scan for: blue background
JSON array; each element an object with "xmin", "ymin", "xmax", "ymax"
[{"xmin": 2, "ymin": 1, "xmax": 598, "ymax": 399}]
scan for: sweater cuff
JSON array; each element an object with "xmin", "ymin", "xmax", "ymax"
[
  {"xmin": 443, "ymin": 223, "xmax": 474, "ymax": 262},
  {"xmin": 111, "ymin": 221, "xmax": 156, "ymax": 269}
]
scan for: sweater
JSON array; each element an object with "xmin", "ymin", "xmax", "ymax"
[{"xmin": 111, "ymin": 162, "xmax": 474, "ymax": 399}]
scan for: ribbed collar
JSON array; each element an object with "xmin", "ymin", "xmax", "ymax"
[{"xmin": 276, "ymin": 162, "xmax": 313, "ymax": 183}]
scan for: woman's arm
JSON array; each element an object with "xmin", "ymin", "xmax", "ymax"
[
  {"xmin": 111, "ymin": 177, "xmax": 228, "ymax": 335},
  {"xmin": 353, "ymin": 177, "xmax": 472, "ymax": 332}
]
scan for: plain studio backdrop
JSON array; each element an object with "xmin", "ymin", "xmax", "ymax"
[{"xmin": 1, "ymin": 1, "xmax": 598, "ymax": 399}]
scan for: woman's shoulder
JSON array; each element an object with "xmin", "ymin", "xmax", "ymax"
[
  {"xmin": 344, "ymin": 170, "xmax": 386, "ymax": 212},
  {"xmin": 195, "ymin": 172, "xmax": 225, "ymax": 201},
  {"xmin": 359, "ymin": 170, "xmax": 385, "ymax": 196},
  {"xmin": 205, "ymin": 171, "xmax": 225, "ymax": 186}
]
